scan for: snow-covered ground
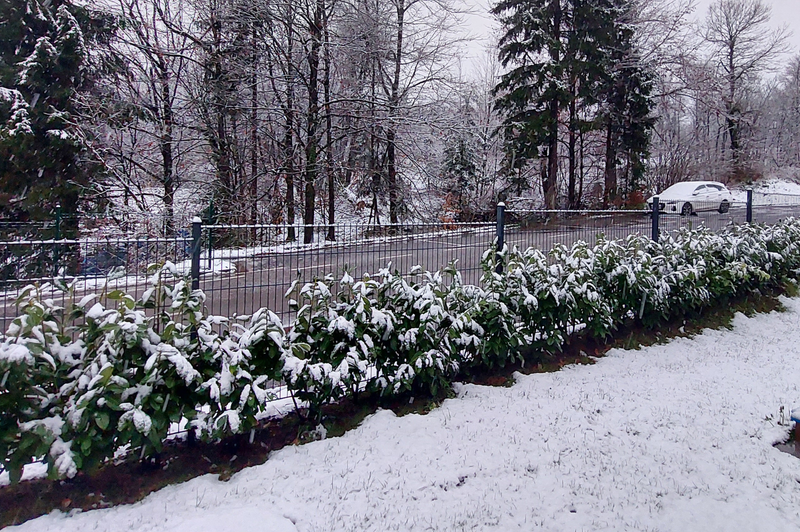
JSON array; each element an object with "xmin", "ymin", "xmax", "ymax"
[
  {"xmin": 10, "ymin": 301, "xmax": 800, "ymax": 531},
  {"xmin": 729, "ymin": 170, "xmax": 800, "ymax": 203}
]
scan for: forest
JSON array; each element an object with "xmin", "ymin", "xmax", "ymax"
[{"xmin": 0, "ymin": 0, "xmax": 798, "ymax": 241}]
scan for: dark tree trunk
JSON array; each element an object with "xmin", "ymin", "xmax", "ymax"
[
  {"xmin": 568, "ymin": 93, "xmax": 577, "ymax": 210},
  {"xmin": 369, "ymin": 51, "xmax": 380, "ymax": 226},
  {"xmin": 387, "ymin": 0, "xmax": 405, "ymax": 225},
  {"xmin": 303, "ymin": 0, "xmax": 323, "ymax": 244},
  {"xmin": 284, "ymin": 8, "xmax": 296, "ymax": 242},
  {"xmin": 604, "ymin": 123, "xmax": 617, "ymax": 208},
  {"xmin": 159, "ymin": 67, "xmax": 174, "ymax": 236},
  {"xmin": 323, "ymin": 8, "xmax": 335, "ymax": 241},
  {"xmin": 727, "ymin": 46, "xmax": 740, "ymax": 171},
  {"xmin": 250, "ymin": 24, "xmax": 259, "ymax": 227},
  {"xmin": 578, "ymin": 128, "xmax": 585, "ymax": 208},
  {"xmin": 543, "ymin": 0, "xmax": 561, "ymax": 210}
]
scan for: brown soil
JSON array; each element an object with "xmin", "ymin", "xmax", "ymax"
[{"xmin": 0, "ymin": 282, "xmax": 794, "ymax": 528}]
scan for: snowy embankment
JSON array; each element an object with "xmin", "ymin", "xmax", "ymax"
[
  {"xmin": 12, "ymin": 299, "xmax": 800, "ymax": 531},
  {"xmin": 731, "ymin": 174, "xmax": 800, "ymax": 203}
]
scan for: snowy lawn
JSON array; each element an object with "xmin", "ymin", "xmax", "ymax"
[{"xmin": 11, "ymin": 298, "xmax": 800, "ymax": 531}]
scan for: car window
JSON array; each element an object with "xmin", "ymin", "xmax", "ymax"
[
  {"xmin": 693, "ymin": 185, "xmax": 706, "ymax": 194},
  {"xmin": 709, "ymin": 184, "xmax": 723, "ymax": 191}
]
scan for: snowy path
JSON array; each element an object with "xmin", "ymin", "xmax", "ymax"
[{"xmin": 11, "ymin": 299, "xmax": 800, "ymax": 531}]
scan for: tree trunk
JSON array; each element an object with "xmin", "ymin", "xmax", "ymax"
[
  {"xmin": 567, "ymin": 91, "xmax": 576, "ymax": 210},
  {"xmin": 543, "ymin": 0, "xmax": 561, "ymax": 210},
  {"xmin": 727, "ymin": 43, "xmax": 739, "ymax": 170},
  {"xmin": 250, "ymin": 24, "xmax": 259, "ymax": 227},
  {"xmin": 159, "ymin": 66, "xmax": 174, "ymax": 236},
  {"xmin": 323, "ymin": 7, "xmax": 335, "ymax": 241},
  {"xmin": 387, "ymin": 0, "xmax": 405, "ymax": 225},
  {"xmin": 284, "ymin": 6, "xmax": 296, "ymax": 242},
  {"xmin": 578, "ymin": 127, "xmax": 584, "ymax": 207},
  {"xmin": 369, "ymin": 43, "xmax": 380, "ymax": 226},
  {"xmin": 604, "ymin": 123, "xmax": 617, "ymax": 208},
  {"xmin": 209, "ymin": 10, "xmax": 233, "ymax": 222},
  {"xmin": 303, "ymin": 0, "xmax": 323, "ymax": 244}
]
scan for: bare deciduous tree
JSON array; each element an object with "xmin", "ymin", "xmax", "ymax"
[{"xmin": 704, "ymin": 0, "xmax": 788, "ymax": 172}]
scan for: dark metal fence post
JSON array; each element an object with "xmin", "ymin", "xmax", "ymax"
[
  {"xmin": 496, "ymin": 202, "xmax": 505, "ymax": 274},
  {"xmin": 746, "ymin": 188, "xmax": 753, "ymax": 223},
  {"xmin": 651, "ymin": 196, "xmax": 659, "ymax": 242},
  {"xmin": 207, "ymin": 198, "xmax": 214, "ymax": 269},
  {"xmin": 191, "ymin": 217, "xmax": 201, "ymax": 292},
  {"xmin": 53, "ymin": 203, "xmax": 61, "ymax": 276}
]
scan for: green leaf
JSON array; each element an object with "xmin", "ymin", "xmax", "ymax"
[
  {"xmin": 99, "ymin": 364, "xmax": 114, "ymax": 381},
  {"xmin": 96, "ymin": 412, "xmax": 110, "ymax": 431}
]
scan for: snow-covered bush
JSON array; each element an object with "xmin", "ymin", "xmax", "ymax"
[
  {"xmin": 550, "ymin": 242, "xmax": 611, "ymax": 340},
  {"xmin": 371, "ymin": 265, "xmax": 461, "ymax": 396},
  {"xmin": 197, "ymin": 307, "xmax": 288, "ymax": 438},
  {"xmin": 0, "ymin": 282, "xmax": 78, "ymax": 482},
  {"xmin": 458, "ymin": 249, "xmax": 524, "ymax": 368},
  {"xmin": 282, "ymin": 274, "xmax": 376, "ymax": 420}
]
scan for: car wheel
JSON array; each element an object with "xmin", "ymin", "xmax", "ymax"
[
  {"xmin": 718, "ymin": 201, "xmax": 729, "ymax": 214},
  {"xmin": 681, "ymin": 202, "xmax": 693, "ymax": 216}
]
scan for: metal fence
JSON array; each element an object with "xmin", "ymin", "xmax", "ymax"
[
  {"xmin": 0, "ymin": 229, "xmax": 193, "ymax": 332},
  {"xmin": 196, "ymin": 221, "xmax": 495, "ymax": 321},
  {"xmin": 2, "ymin": 189, "xmax": 800, "ymax": 333}
]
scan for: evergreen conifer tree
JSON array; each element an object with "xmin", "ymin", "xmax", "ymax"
[
  {"xmin": 492, "ymin": 0, "xmax": 654, "ymax": 207},
  {"xmin": 0, "ymin": 0, "xmax": 115, "ymax": 227},
  {"xmin": 493, "ymin": 0, "xmax": 568, "ymax": 209},
  {"xmin": 442, "ymin": 134, "xmax": 478, "ymax": 220}
]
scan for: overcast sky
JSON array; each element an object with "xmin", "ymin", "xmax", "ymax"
[
  {"xmin": 459, "ymin": 0, "xmax": 800, "ymax": 78},
  {"xmin": 694, "ymin": 0, "xmax": 800, "ymax": 54}
]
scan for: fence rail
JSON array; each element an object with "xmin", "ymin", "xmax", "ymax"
[{"xmin": 2, "ymin": 190, "xmax": 800, "ymax": 333}]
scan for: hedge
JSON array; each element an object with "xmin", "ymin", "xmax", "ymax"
[{"xmin": 2, "ymin": 219, "xmax": 800, "ymax": 483}]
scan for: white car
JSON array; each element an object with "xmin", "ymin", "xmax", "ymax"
[{"xmin": 646, "ymin": 181, "xmax": 733, "ymax": 216}]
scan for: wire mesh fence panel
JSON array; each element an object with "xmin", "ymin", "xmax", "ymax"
[
  {"xmin": 502, "ymin": 209, "xmax": 653, "ymax": 253},
  {"xmin": 198, "ymin": 222, "xmax": 496, "ymax": 324},
  {"xmin": 0, "ymin": 233, "xmax": 192, "ymax": 335},
  {"xmin": 3, "ymin": 193, "xmax": 800, "ymax": 335},
  {"xmin": 751, "ymin": 192, "xmax": 800, "ymax": 224},
  {"xmin": 656, "ymin": 199, "xmax": 749, "ymax": 238}
]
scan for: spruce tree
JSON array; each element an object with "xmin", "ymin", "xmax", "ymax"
[
  {"xmin": 493, "ymin": 0, "xmax": 568, "ymax": 210},
  {"xmin": 442, "ymin": 134, "xmax": 478, "ymax": 221},
  {"xmin": 594, "ymin": 0, "xmax": 654, "ymax": 205},
  {"xmin": 492, "ymin": 0, "xmax": 654, "ymax": 208},
  {"xmin": 0, "ymin": 0, "xmax": 114, "ymax": 227}
]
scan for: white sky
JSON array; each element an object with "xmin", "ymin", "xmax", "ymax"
[
  {"xmin": 694, "ymin": 0, "xmax": 800, "ymax": 55},
  {"xmin": 458, "ymin": 0, "xmax": 800, "ymax": 79}
]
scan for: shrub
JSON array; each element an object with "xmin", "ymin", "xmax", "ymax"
[{"xmin": 5, "ymin": 219, "xmax": 800, "ymax": 481}]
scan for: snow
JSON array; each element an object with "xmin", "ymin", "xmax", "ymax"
[
  {"xmin": 11, "ymin": 295, "xmax": 800, "ymax": 531},
  {"xmin": 0, "ymin": 86, "xmax": 33, "ymax": 136},
  {"xmin": 730, "ymin": 176, "xmax": 800, "ymax": 204},
  {"xmin": 0, "ymin": 462, "xmax": 47, "ymax": 487},
  {"xmin": 85, "ymin": 302, "xmax": 106, "ymax": 320},
  {"xmin": 0, "ymin": 343, "xmax": 33, "ymax": 364},
  {"xmin": 173, "ymin": 258, "xmax": 235, "ymax": 276}
]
